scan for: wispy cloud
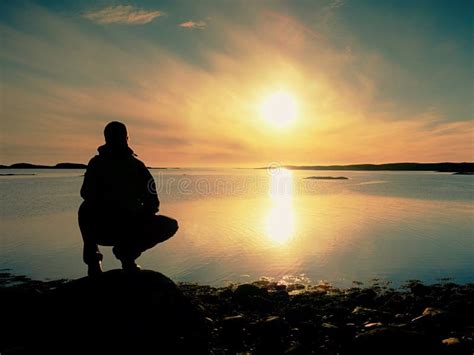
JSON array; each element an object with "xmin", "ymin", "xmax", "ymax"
[
  {"xmin": 179, "ymin": 20, "xmax": 207, "ymax": 29},
  {"xmin": 83, "ymin": 5, "xmax": 164, "ymax": 25},
  {"xmin": 329, "ymin": 0, "xmax": 346, "ymax": 9}
]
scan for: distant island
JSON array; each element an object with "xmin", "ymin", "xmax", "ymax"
[
  {"xmin": 304, "ymin": 176, "xmax": 348, "ymax": 180},
  {"xmin": 453, "ymin": 171, "xmax": 474, "ymax": 175},
  {"xmin": 0, "ymin": 163, "xmax": 88, "ymax": 169},
  {"xmin": 0, "ymin": 163, "xmax": 177, "ymax": 170},
  {"xmin": 0, "ymin": 173, "xmax": 36, "ymax": 176},
  {"xmin": 258, "ymin": 162, "xmax": 474, "ymax": 173}
]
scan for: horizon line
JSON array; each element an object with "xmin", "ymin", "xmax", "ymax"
[{"xmin": 1, "ymin": 161, "xmax": 473, "ymax": 170}]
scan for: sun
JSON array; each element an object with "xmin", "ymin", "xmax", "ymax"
[{"xmin": 261, "ymin": 91, "xmax": 298, "ymax": 127}]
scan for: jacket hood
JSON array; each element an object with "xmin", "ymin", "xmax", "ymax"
[{"xmin": 97, "ymin": 144, "xmax": 136, "ymax": 157}]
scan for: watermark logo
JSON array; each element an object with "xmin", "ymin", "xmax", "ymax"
[{"xmin": 146, "ymin": 162, "xmax": 317, "ymax": 197}]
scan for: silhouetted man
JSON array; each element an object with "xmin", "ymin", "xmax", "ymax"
[{"xmin": 78, "ymin": 121, "xmax": 178, "ymax": 276}]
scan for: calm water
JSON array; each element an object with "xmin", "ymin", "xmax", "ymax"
[{"xmin": 1, "ymin": 168, "xmax": 473, "ymax": 287}]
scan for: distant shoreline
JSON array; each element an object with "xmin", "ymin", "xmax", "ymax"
[
  {"xmin": 1, "ymin": 162, "xmax": 473, "ymax": 173},
  {"xmin": 257, "ymin": 162, "xmax": 474, "ymax": 173},
  {"xmin": 304, "ymin": 176, "xmax": 349, "ymax": 180},
  {"xmin": 0, "ymin": 163, "xmax": 177, "ymax": 170}
]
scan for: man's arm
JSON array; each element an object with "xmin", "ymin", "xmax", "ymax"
[
  {"xmin": 80, "ymin": 157, "xmax": 100, "ymax": 202},
  {"xmin": 140, "ymin": 163, "xmax": 160, "ymax": 214}
]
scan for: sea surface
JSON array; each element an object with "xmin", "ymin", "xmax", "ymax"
[{"xmin": 1, "ymin": 168, "xmax": 473, "ymax": 287}]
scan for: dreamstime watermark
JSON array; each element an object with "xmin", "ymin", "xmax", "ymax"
[{"xmin": 146, "ymin": 162, "xmax": 319, "ymax": 197}]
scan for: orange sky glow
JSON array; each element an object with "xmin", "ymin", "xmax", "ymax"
[{"xmin": 1, "ymin": 1, "xmax": 472, "ymax": 167}]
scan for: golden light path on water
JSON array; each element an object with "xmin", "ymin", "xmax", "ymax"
[{"xmin": 265, "ymin": 168, "xmax": 296, "ymax": 245}]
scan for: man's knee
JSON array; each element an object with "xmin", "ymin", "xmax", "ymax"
[
  {"xmin": 166, "ymin": 217, "xmax": 179, "ymax": 235},
  {"xmin": 163, "ymin": 218, "xmax": 179, "ymax": 235},
  {"xmin": 156, "ymin": 215, "xmax": 179, "ymax": 235}
]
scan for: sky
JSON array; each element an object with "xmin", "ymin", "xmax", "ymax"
[{"xmin": 1, "ymin": 0, "xmax": 473, "ymax": 167}]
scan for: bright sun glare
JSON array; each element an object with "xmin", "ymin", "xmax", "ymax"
[{"xmin": 261, "ymin": 91, "xmax": 298, "ymax": 127}]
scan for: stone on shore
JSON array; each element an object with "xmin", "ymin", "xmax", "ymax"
[
  {"xmin": 34, "ymin": 270, "xmax": 208, "ymax": 354},
  {"xmin": 2, "ymin": 273, "xmax": 474, "ymax": 354}
]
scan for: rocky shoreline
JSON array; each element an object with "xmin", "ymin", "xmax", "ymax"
[{"xmin": 1, "ymin": 270, "xmax": 473, "ymax": 354}]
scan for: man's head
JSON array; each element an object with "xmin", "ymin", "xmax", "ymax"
[{"xmin": 104, "ymin": 121, "xmax": 128, "ymax": 146}]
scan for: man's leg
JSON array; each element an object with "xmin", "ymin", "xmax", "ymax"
[
  {"xmin": 140, "ymin": 215, "xmax": 179, "ymax": 251},
  {"xmin": 112, "ymin": 215, "xmax": 178, "ymax": 269},
  {"xmin": 78, "ymin": 202, "xmax": 103, "ymax": 274},
  {"xmin": 111, "ymin": 214, "xmax": 143, "ymax": 271},
  {"xmin": 112, "ymin": 245, "xmax": 141, "ymax": 265}
]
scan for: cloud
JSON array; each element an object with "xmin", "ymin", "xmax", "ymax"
[
  {"xmin": 83, "ymin": 5, "xmax": 163, "ymax": 25},
  {"xmin": 329, "ymin": 0, "xmax": 346, "ymax": 9},
  {"xmin": 179, "ymin": 20, "xmax": 207, "ymax": 29}
]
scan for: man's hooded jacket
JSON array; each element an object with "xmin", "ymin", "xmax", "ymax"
[{"xmin": 80, "ymin": 144, "xmax": 159, "ymax": 216}]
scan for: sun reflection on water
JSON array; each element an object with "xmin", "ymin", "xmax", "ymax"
[{"xmin": 265, "ymin": 168, "xmax": 296, "ymax": 245}]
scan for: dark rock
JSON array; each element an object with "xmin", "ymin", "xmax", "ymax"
[
  {"xmin": 248, "ymin": 295, "xmax": 275, "ymax": 313},
  {"xmin": 33, "ymin": 270, "xmax": 208, "ymax": 355},
  {"xmin": 352, "ymin": 306, "xmax": 390, "ymax": 321},
  {"xmin": 222, "ymin": 314, "xmax": 246, "ymax": 328},
  {"xmin": 442, "ymin": 337, "xmax": 461, "ymax": 345},
  {"xmin": 200, "ymin": 293, "xmax": 219, "ymax": 304},
  {"xmin": 259, "ymin": 316, "xmax": 289, "ymax": 338},
  {"xmin": 284, "ymin": 305, "xmax": 314, "ymax": 325},
  {"xmin": 352, "ymin": 306, "xmax": 378, "ymax": 315},
  {"xmin": 284, "ymin": 343, "xmax": 307, "ymax": 354},
  {"xmin": 352, "ymin": 327, "xmax": 436, "ymax": 355},
  {"xmin": 364, "ymin": 322, "xmax": 383, "ymax": 328},
  {"xmin": 233, "ymin": 284, "xmax": 274, "ymax": 313},
  {"xmin": 270, "ymin": 289, "xmax": 290, "ymax": 303},
  {"xmin": 286, "ymin": 283, "xmax": 306, "ymax": 292},
  {"xmin": 234, "ymin": 284, "xmax": 268, "ymax": 300},
  {"xmin": 411, "ymin": 306, "xmax": 467, "ymax": 332},
  {"xmin": 221, "ymin": 315, "xmax": 247, "ymax": 349},
  {"xmin": 409, "ymin": 282, "xmax": 431, "ymax": 297},
  {"xmin": 422, "ymin": 307, "xmax": 444, "ymax": 317},
  {"xmin": 1, "ymin": 285, "xmax": 44, "ymax": 350},
  {"xmin": 354, "ymin": 288, "xmax": 377, "ymax": 306},
  {"xmin": 3, "ymin": 272, "xmax": 474, "ymax": 354},
  {"xmin": 217, "ymin": 288, "xmax": 233, "ymax": 299},
  {"xmin": 446, "ymin": 299, "xmax": 467, "ymax": 313},
  {"xmin": 256, "ymin": 316, "xmax": 290, "ymax": 354},
  {"xmin": 327, "ymin": 305, "xmax": 351, "ymax": 323},
  {"xmin": 441, "ymin": 337, "xmax": 472, "ymax": 355},
  {"xmin": 297, "ymin": 321, "xmax": 320, "ymax": 346},
  {"xmin": 322, "ymin": 322, "xmax": 338, "ymax": 329},
  {"xmin": 383, "ymin": 293, "xmax": 407, "ymax": 313}
]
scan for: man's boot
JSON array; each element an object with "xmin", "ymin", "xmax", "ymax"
[
  {"xmin": 88, "ymin": 260, "xmax": 103, "ymax": 277},
  {"xmin": 121, "ymin": 259, "xmax": 141, "ymax": 272}
]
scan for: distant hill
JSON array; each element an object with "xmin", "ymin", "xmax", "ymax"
[
  {"xmin": 1, "ymin": 162, "xmax": 87, "ymax": 169},
  {"xmin": 259, "ymin": 162, "xmax": 474, "ymax": 173},
  {"xmin": 0, "ymin": 162, "xmax": 175, "ymax": 169},
  {"xmin": 55, "ymin": 163, "xmax": 88, "ymax": 169},
  {"xmin": 304, "ymin": 176, "xmax": 349, "ymax": 180}
]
